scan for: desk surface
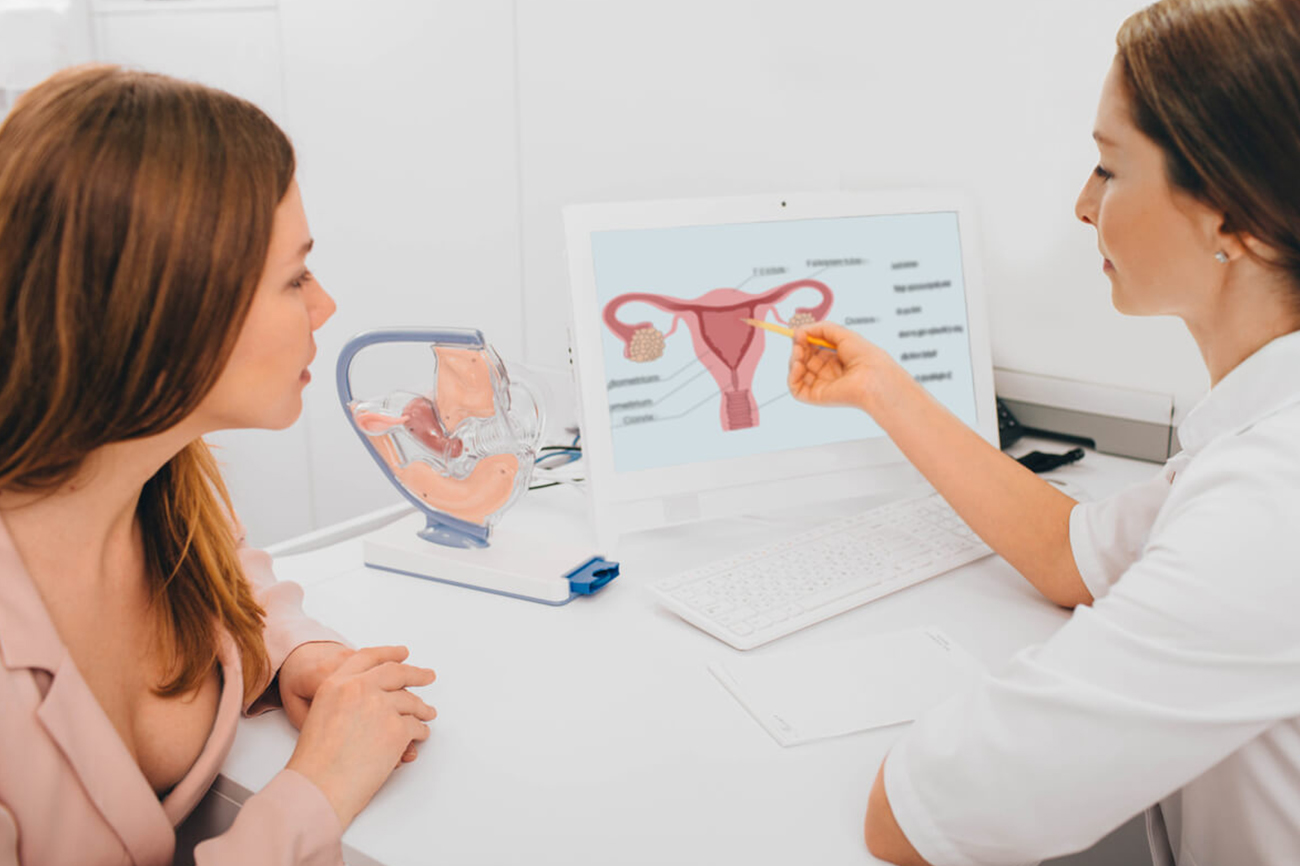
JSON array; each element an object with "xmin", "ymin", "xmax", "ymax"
[{"xmin": 220, "ymin": 442, "xmax": 1159, "ymax": 866}]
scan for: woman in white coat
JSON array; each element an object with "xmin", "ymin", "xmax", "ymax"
[{"xmin": 789, "ymin": 1, "xmax": 1300, "ymax": 863}]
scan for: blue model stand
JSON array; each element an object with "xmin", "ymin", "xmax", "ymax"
[
  {"xmin": 566, "ymin": 557, "xmax": 620, "ymax": 595},
  {"xmin": 358, "ymin": 512, "xmax": 620, "ymax": 606}
]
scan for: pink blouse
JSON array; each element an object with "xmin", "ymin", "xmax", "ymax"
[{"xmin": 0, "ymin": 516, "xmax": 349, "ymax": 865}]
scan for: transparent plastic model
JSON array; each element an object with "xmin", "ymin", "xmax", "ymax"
[{"xmin": 338, "ymin": 329, "xmax": 544, "ymax": 548}]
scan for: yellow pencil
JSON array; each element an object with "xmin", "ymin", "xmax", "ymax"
[{"xmin": 741, "ymin": 318, "xmax": 838, "ymax": 351}]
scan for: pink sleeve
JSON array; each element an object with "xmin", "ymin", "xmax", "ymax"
[
  {"xmin": 0, "ymin": 803, "xmax": 16, "ymax": 866},
  {"xmin": 193, "ymin": 770, "xmax": 343, "ymax": 866},
  {"xmin": 237, "ymin": 536, "xmax": 352, "ymax": 716}
]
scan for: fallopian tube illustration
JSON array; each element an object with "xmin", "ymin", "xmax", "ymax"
[{"xmin": 603, "ymin": 279, "xmax": 834, "ymax": 430}]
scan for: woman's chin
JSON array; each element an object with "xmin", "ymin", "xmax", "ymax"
[
  {"xmin": 1109, "ymin": 286, "xmax": 1160, "ymax": 318},
  {"xmin": 1109, "ymin": 280, "xmax": 1135, "ymax": 315},
  {"xmin": 260, "ymin": 396, "xmax": 304, "ymax": 431},
  {"xmin": 1110, "ymin": 288, "xmax": 1126, "ymax": 314}
]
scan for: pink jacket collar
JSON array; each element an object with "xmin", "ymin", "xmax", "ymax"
[{"xmin": 0, "ymin": 513, "xmax": 245, "ymax": 864}]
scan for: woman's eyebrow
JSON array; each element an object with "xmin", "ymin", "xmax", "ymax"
[{"xmin": 286, "ymin": 238, "xmax": 314, "ymax": 264}]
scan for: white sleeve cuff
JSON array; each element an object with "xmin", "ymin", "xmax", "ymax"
[
  {"xmin": 1068, "ymin": 501, "xmax": 1112, "ymax": 602},
  {"xmin": 882, "ymin": 746, "xmax": 985, "ymax": 866}
]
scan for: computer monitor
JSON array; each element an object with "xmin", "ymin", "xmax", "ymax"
[{"xmin": 563, "ymin": 190, "xmax": 997, "ymax": 550}]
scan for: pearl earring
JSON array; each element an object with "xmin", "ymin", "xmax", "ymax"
[{"xmin": 1214, "ymin": 251, "xmax": 1230, "ymax": 263}]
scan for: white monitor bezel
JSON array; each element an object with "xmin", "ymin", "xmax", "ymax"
[{"xmin": 563, "ymin": 189, "xmax": 998, "ymax": 545}]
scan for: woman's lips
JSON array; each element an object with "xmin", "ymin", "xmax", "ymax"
[{"xmin": 301, "ymin": 346, "xmax": 316, "ymax": 383}]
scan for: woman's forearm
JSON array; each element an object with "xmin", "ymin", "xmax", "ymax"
[{"xmin": 862, "ymin": 369, "xmax": 1091, "ymax": 608}]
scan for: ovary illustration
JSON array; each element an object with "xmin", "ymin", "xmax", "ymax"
[
  {"xmin": 603, "ymin": 279, "xmax": 834, "ymax": 430},
  {"xmin": 349, "ymin": 346, "xmax": 527, "ymax": 526}
]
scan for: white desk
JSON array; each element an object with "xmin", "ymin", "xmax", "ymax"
[{"xmin": 217, "ymin": 442, "xmax": 1159, "ymax": 866}]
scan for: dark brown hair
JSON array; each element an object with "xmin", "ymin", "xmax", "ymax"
[
  {"xmin": 1117, "ymin": 0, "xmax": 1300, "ymax": 291},
  {"xmin": 0, "ymin": 65, "xmax": 296, "ymax": 702}
]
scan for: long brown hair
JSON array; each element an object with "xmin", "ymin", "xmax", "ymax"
[
  {"xmin": 0, "ymin": 65, "xmax": 296, "ymax": 702},
  {"xmin": 1117, "ymin": 0, "xmax": 1300, "ymax": 292}
]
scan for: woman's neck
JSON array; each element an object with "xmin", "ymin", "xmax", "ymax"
[
  {"xmin": 1184, "ymin": 269, "xmax": 1300, "ymax": 387},
  {"xmin": 0, "ymin": 424, "xmax": 201, "ymax": 601}
]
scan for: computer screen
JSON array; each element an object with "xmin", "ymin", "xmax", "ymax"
[{"xmin": 564, "ymin": 191, "xmax": 996, "ymax": 548}]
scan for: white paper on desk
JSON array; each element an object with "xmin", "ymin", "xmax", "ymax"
[{"xmin": 709, "ymin": 627, "xmax": 984, "ymax": 747}]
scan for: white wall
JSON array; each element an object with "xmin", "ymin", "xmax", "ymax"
[
  {"xmin": 515, "ymin": 0, "xmax": 1201, "ymax": 399},
  {"xmin": 0, "ymin": 0, "xmax": 94, "ymax": 115},
  {"xmin": 83, "ymin": 0, "xmax": 1207, "ymax": 546}
]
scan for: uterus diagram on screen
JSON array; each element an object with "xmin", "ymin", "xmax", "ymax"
[{"xmin": 602, "ymin": 279, "xmax": 834, "ymax": 432}]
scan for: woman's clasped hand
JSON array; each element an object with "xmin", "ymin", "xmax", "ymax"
[{"xmin": 286, "ymin": 645, "xmax": 437, "ymax": 827}]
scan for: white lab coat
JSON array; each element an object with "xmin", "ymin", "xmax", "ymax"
[{"xmin": 885, "ymin": 330, "xmax": 1300, "ymax": 866}]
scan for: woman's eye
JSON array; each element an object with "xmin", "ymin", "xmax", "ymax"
[
  {"xmin": 289, "ymin": 270, "xmax": 313, "ymax": 290},
  {"xmin": 1093, "ymin": 164, "xmax": 1113, "ymax": 181}
]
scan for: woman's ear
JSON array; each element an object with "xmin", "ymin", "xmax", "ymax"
[
  {"xmin": 1238, "ymin": 232, "xmax": 1281, "ymax": 262},
  {"xmin": 1211, "ymin": 207, "xmax": 1286, "ymax": 265},
  {"xmin": 1218, "ymin": 227, "xmax": 1286, "ymax": 267}
]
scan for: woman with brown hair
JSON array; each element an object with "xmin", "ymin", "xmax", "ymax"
[
  {"xmin": 788, "ymin": 0, "xmax": 1300, "ymax": 863},
  {"xmin": 0, "ymin": 66, "xmax": 437, "ymax": 864}
]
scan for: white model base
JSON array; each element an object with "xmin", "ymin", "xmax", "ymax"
[{"xmin": 363, "ymin": 513, "xmax": 601, "ymax": 605}]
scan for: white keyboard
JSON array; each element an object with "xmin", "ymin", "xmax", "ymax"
[{"xmin": 650, "ymin": 493, "xmax": 993, "ymax": 650}]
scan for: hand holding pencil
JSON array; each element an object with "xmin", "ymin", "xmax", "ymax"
[
  {"xmin": 760, "ymin": 318, "xmax": 906, "ymax": 414},
  {"xmin": 742, "ymin": 317, "xmax": 838, "ymax": 351}
]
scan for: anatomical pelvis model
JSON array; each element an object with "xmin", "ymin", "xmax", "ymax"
[{"xmin": 338, "ymin": 329, "xmax": 543, "ymax": 548}]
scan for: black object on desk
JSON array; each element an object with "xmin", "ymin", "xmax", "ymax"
[
  {"xmin": 997, "ymin": 397, "xmax": 1024, "ymax": 448},
  {"xmin": 1017, "ymin": 448, "xmax": 1085, "ymax": 473},
  {"xmin": 998, "ymin": 398, "xmax": 1086, "ymax": 474}
]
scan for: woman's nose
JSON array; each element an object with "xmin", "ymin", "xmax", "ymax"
[
  {"xmin": 310, "ymin": 281, "xmax": 337, "ymax": 329},
  {"xmin": 1075, "ymin": 175, "xmax": 1098, "ymax": 226}
]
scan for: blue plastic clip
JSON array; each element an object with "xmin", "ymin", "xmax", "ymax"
[{"xmin": 566, "ymin": 557, "xmax": 620, "ymax": 596}]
